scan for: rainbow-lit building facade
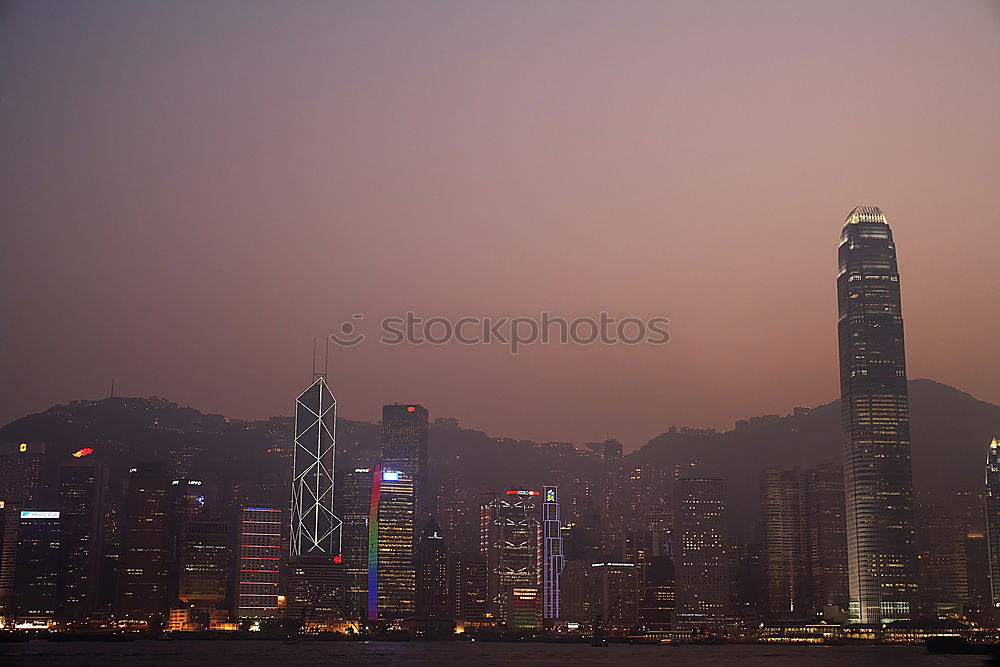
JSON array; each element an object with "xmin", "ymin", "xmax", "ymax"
[
  {"xmin": 367, "ymin": 464, "xmax": 382, "ymax": 621},
  {"xmin": 369, "ymin": 466, "xmax": 416, "ymax": 620}
]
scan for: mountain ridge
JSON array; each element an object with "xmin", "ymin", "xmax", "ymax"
[{"xmin": 1, "ymin": 378, "xmax": 997, "ymax": 534}]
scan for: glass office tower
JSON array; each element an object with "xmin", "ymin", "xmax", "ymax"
[{"xmin": 837, "ymin": 205, "xmax": 917, "ymax": 623}]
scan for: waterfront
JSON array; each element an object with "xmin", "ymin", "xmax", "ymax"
[{"xmin": 1, "ymin": 640, "xmax": 995, "ymax": 667}]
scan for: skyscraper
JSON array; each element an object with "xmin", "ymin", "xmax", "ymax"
[
  {"xmin": 337, "ymin": 467, "xmax": 373, "ymax": 619},
  {"xmin": 119, "ymin": 464, "xmax": 172, "ymax": 622},
  {"xmin": 449, "ymin": 554, "xmax": 488, "ymax": 621},
  {"xmin": 638, "ymin": 555, "xmax": 675, "ymax": 629},
  {"xmin": 236, "ymin": 507, "xmax": 282, "ymax": 620},
  {"xmin": 287, "ymin": 375, "xmax": 344, "ymax": 627},
  {"xmin": 381, "ymin": 404, "xmax": 429, "ymax": 525},
  {"xmin": 673, "ymin": 478, "xmax": 727, "ymax": 630},
  {"xmin": 0, "ymin": 442, "xmax": 45, "ymax": 507},
  {"xmin": 916, "ymin": 505, "xmax": 968, "ymax": 618},
  {"xmin": 541, "ymin": 485, "xmax": 564, "ymax": 621},
  {"xmin": 481, "ymin": 490, "xmax": 541, "ymax": 629},
  {"xmin": 373, "ymin": 466, "xmax": 416, "ymax": 620},
  {"xmin": 177, "ymin": 520, "xmax": 230, "ymax": 609},
  {"xmin": 760, "ymin": 467, "xmax": 807, "ymax": 617},
  {"xmin": 13, "ymin": 510, "xmax": 61, "ymax": 625},
  {"xmin": 366, "ymin": 405, "xmax": 428, "ymax": 623},
  {"xmin": 0, "ymin": 442, "xmax": 45, "ymax": 618},
  {"xmin": 803, "ymin": 463, "xmax": 849, "ymax": 614},
  {"xmin": 758, "ymin": 464, "xmax": 847, "ymax": 620},
  {"xmin": 290, "ymin": 376, "xmax": 341, "ymax": 557},
  {"xmin": 367, "ymin": 464, "xmax": 382, "ymax": 622},
  {"xmin": 415, "ymin": 518, "xmax": 449, "ymax": 619},
  {"xmin": 837, "ymin": 205, "xmax": 917, "ymax": 623},
  {"xmin": 57, "ymin": 457, "xmax": 107, "ymax": 620},
  {"xmin": 587, "ymin": 562, "xmax": 639, "ymax": 631},
  {"xmin": 956, "ymin": 490, "xmax": 991, "ymax": 613},
  {"xmin": 984, "ymin": 438, "xmax": 1000, "ymax": 607},
  {"xmin": 600, "ymin": 440, "xmax": 625, "ymax": 559}
]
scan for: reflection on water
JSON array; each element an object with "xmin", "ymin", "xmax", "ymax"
[{"xmin": 0, "ymin": 640, "xmax": 990, "ymax": 667}]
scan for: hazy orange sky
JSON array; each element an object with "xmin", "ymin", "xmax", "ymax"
[{"xmin": 1, "ymin": 1, "xmax": 998, "ymax": 449}]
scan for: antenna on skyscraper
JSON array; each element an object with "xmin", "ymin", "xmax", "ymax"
[
  {"xmin": 109, "ymin": 377, "xmax": 115, "ymax": 398},
  {"xmin": 311, "ymin": 337, "xmax": 327, "ymax": 382}
]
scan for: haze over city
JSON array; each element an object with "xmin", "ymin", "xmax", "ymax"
[{"xmin": 2, "ymin": 1, "xmax": 999, "ymax": 447}]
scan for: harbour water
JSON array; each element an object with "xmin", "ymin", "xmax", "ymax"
[{"xmin": 1, "ymin": 640, "xmax": 994, "ymax": 666}]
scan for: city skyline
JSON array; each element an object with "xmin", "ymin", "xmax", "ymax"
[
  {"xmin": 2, "ymin": 2, "xmax": 999, "ymax": 446},
  {"xmin": 1, "ymin": 0, "xmax": 999, "ymax": 655}
]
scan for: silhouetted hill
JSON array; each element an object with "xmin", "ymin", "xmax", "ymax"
[
  {"xmin": 631, "ymin": 378, "xmax": 1000, "ymax": 530},
  {"xmin": 0, "ymin": 395, "xmax": 595, "ymax": 511},
  {"xmin": 1, "ymin": 379, "xmax": 996, "ymax": 535}
]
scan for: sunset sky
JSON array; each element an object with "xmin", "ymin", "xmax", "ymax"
[{"xmin": 1, "ymin": 1, "xmax": 998, "ymax": 449}]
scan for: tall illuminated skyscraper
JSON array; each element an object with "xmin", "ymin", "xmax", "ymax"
[
  {"xmin": 364, "ymin": 404, "xmax": 427, "ymax": 622},
  {"xmin": 984, "ymin": 438, "xmax": 1000, "ymax": 607},
  {"xmin": 290, "ymin": 376, "xmax": 341, "ymax": 557},
  {"xmin": 382, "ymin": 404, "xmax": 429, "ymax": 524},
  {"xmin": 481, "ymin": 489, "xmax": 541, "ymax": 629},
  {"xmin": 541, "ymin": 485, "xmax": 564, "ymax": 621},
  {"xmin": 374, "ymin": 467, "xmax": 416, "ymax": 620},
  {"xmin": 837, "ymin": 205, "xmax": 917, "ymax": 623},
  {"xmin": 286, "ymin": 375, "xmax": 344, "ymax": 628},
  {"xmin": 337, "ymin": 467, "xmax": 373, "ymax": 619}
]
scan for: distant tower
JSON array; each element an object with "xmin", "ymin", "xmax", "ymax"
[
  {"xmin": 673, "ymin": 478, "xmax": 728, "ymax": 630},
  {"xmin": 985, "ymin": 438, "xmax": 1000, "ymax": 606},
  {"xmin": 837, "ymin": 205, "xmax": 917, "ymax": 623},
  {"xmin": 289, "ymin": 376, "xmax": 341, "ymax": 557},
  {"xmin": 542, "ymin": 485, "xmax": 564, "ymax": 621},
  {"xmin": 601, "ymin": 439, "xmax": 625, "ymax": 559},
  {"xmin": 760, "ymin": 467, "xmax": 807, "ymax": 617}
]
